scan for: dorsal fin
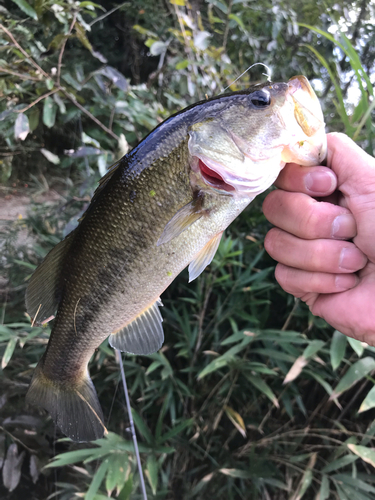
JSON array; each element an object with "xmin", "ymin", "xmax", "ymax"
[
  {"xmin": 188, "ymin": 231, "xmax": 223, "ymax": 282},
  {"xmin": 25, "ymin": 230, "xmax": 76, "ymax": 325},
  {"xmin": 108, "ymin": 299, "xmax": 164, "ymax": 355}
]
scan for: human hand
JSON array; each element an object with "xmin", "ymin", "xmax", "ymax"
[{"xmin": 263, "ymin": 132, "xmax": 375, "ymax": 344}]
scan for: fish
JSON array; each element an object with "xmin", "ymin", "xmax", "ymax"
[{"xmin": 25, "ymin": 75, "xmax": 326, "ymax": 442}]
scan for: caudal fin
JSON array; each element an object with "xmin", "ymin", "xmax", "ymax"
[{"xmin": 26, "ymin": 358, "xmax": 106, "ymax": 442}]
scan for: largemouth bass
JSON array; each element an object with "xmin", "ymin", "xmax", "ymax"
[{"xmin": 25, "ymin": 76, "xmax": 326, "ymax": 441}]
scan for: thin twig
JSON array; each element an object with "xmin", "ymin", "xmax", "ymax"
[
  {"xmin": 16, "ymin": 88, "xmax": 60, "ymax": 113},
  {"xmin": 89, "ymin": 1, "xmax": 129, "ymax": 27},
  {"xmin": 116, "ymin": 350, "xmax": 148, "ymax": 500},
  {"xmin": 61, "ymin": 89, "xmax": 120, "ymax": 141},
  {"xmin": 0, "ymin": 69, "xmax": 40, "ymax": 81},
  {"xmin": 57, "ymin": 13, "xmax": 77, "ymax": 87},
  {"xmin": 222, "ymin": 0, "xmax": 233, "ymax": 51},
  {"xmin": 281, "ymin": 298, "xmax": 300, "ymax": 331}
]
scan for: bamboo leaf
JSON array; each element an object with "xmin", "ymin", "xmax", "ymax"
[
  {"xmin": 359, "ymin": 385, "xmax": 375, "ymax": 413},
  {"xmin": 246, "ymin": 374, "xmax": 279, "ymax": 407},
  {"xmin": 2, "ymin": 337, "xmax": 17, "ymax": 369},
  {"xmin": 85, "ymin": 459, "xmax": 108, "ymax": 500},
  {"xmin": 146, "ymin": 454, "xmax": 158, "ymax": 495},
  {"xmin": 330, "ymin": 330, "xmax": 347, "ymax": 371},
  {"xmin": 347, "ymin": 337, "xmax": 365, "ymax": 357},
  {"xmin": 331, "ymin": 357, "xmax": 375, "ymax": 399},
  {"xmin": 348, "ymin": 444, "xmax": 375, "ymax": 468},
  {"xmin": 224, "ymin": 406, "xmax": 246, "ymax": 437},
  {"xmin": 319, "ymin": 475, "xmax": 330, "ymax": 500}
]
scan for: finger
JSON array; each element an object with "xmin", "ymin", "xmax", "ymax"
[
  {"xmin": 275, "ymin": 163, "xmax": 337, "ymax": 196},
  {"xmin": 263, "ymin": 191, "xmax": 357, "ymax": 240},
  {"xmin": 265, "ymin": 228, "xmax": 367, "ymax": 273},
  {"xmin": 327, "ymin": 133, "xmax": 375, "ymax": 196},
  {"xmin": 275, "ymin": 263, "xmax": 359, "ymax": 295}
]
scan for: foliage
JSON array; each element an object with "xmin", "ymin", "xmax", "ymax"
[{"xmin": 1, "ymin": 0, "xmax": 375, "ymax": 499}]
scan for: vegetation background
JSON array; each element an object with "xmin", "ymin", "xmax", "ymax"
[{"xmin": 1, "ymin": 0, "xmax": 375, "ymax": 499}]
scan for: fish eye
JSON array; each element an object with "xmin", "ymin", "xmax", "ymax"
[{"xmin": 249, "ymin": 90, "xmax": 271, "ymax": 108}]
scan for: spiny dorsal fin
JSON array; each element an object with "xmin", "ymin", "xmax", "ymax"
[
  {"xmin": 188, "ymin": 231, "xmax": 223, "ymax": 282},
  {"xmin": 157, "ymin": 194, "xmax": 206, "ymax": 246},
  {"xmin": 25, "ymin": 230, "xmax": 76, "ymax": 325},
  {"xmin": 108, "ymin": 299, "xmax": 164, "ymax": 355}
]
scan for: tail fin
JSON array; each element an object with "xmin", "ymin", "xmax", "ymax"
[{"xmin": 26, "ymin": 358, "xmax": 106, "ymax": 442}]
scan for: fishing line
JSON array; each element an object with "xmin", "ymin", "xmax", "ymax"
[
  {"xmin": 222, "ymin": 62, "xmax": 272, "ymax": 93},
  {"xmin": 116, "ymin": 349, "xmax": 148, "ymax": 500}
]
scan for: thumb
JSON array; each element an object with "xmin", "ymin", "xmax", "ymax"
[{"xmin": 327, "ymin": 132, "xmax": 375, "ymax": 197}]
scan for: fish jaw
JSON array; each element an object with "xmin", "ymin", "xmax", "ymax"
[
  {"xmin": 188, "ymin": 75, "xmax": 326, "ymax": 199},
  {"xmin": 280, "ymin": 75, "xmax": 327, "ymax": 166}
]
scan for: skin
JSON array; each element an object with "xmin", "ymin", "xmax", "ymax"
[{"xmin": 263, "ymin": 132, "xmax": 375, "ymax": 344}]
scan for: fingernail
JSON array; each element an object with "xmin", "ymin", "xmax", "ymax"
[
  {"xmin": 331, "ymin": 214, "xmax": 356, "ymax": 239},
  {"xmin": 339, "ymin": 247, "xmax": 367, "ymax": 271},
  {"xmin": 335, "ymin": 274, "xmax": 359, "ymax": 290},
  {"xmin": 305, "ymin": 171, "xmax": 335, "ymax": 194}
]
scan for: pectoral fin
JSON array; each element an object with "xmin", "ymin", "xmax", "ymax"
[
  {"xmin": 25, "ymin": 230, "xmax": 76, "ymax": 325},
  {"xmin": 157, "ymin": 195, "xmax": 206, "ymax": 246},
  {"xmin": 188, "ymin": 231, "xmax": 223, "ymax": 282},
  {"xmin": 108, "ymin": 299, "xmax": 164, "ymax": 355}
]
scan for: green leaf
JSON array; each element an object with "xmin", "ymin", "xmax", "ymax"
[
  {"xmin": 11, "ymin": 0, "xmax": 37, "ymax": 20},
  {"xmin": 359, "ymin": 385, "xmax": 375, "ymax": 413},
  {"xmin": 85, "ymin": 459, "xmax": 108, "ymax": 500},
  {"xmin": 105, "ymin": 453, "xmax": 128, "ymax": 495},
  {"xmin": 158, "ymin": 418, "xmax": 193, "ymax": 443},
  {"xmin": 228, "ymin": 13, "xmax": 245, "ymax": 30},
  {"xmin": 175, "ymin": 59, "xmax": 189, "ymax": 70},
  {"xmin": 348, "ymin": 444, "xmax": 375, "ymax": 467},
  {"xmin": 331, "ymin": 357, "xmax": 375, "ymax": 399},
  {"xmin": 303, "ymin": 340, "xmax": 325, "ymax": 359},
  {"xmin": 146, "ymin": 455, "xmax": 158, "ymax": 495},
  {"xmin": 319, "ymin": 475, "xmax": 330, "ymax": 500},
  {"xmin": 246, "ymin": 374, "xmax": 279, "ymax": 407},
  {"xmin": 43, "ymin": 97, "xmax": 57, "ymax": 128},
  {"xmin": 2, "ymin": 337, "xmax": 17, "ymax": 369},
  {"xmin": 131, "ymin": 409, "xmax": 153, "ymax": 445},
  {"xmin": 321, "ymin": 454, "xmax": 358, "ymax": 473},
  {"xmin": 27, "ymin": 107, "xmax": 40, "ymax": 132},
  {"xmin": 75, "ymin": 23, "xmax": 93, "ymax": 51},
  {"xmin": 118, "ymin": 476, "xmax": 133, "ymax": 500},
  {"xmin": 330, "ymin": 330, "xmax": 347, "ymax": 371},
  {"xmin": 347, "ymin": 337, "xmax": 364, "ymax": 357}
]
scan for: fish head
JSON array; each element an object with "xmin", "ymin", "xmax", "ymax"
[{"xmin": 188, "ymin": 75, "xmax": 327, "ymax": 197}]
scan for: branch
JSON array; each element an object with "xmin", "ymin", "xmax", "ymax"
[
  {"xmin": 16, "ymin": 88, "xmax": 60, "ymax": 113},
  {"xmin": 0, "ymin": 24, "xmax": 50, "ymax": 80},
  {"xmin": 89, "ymin": 1, "xmax": 129, "ymax": 27},
  {"xmin": 0, "ymin": 69, "xmax": 40, "ymax": 81},
  {"xmin": 57, "ymin": 13, "xmax": 77, "ymax": 87},
  {"xmin": 61, "ymin": 89, "xmax": 120, "ymax": 141}
]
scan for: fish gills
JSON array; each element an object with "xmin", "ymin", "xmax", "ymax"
[{"xmin": 26, "ymin": 354, "xmax": 106, "ymax": 442}]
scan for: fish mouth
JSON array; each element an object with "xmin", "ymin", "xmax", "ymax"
[
  {"xmin": 288, "ymin": 76, "xmax": 325, "ymax": 139},
  {"xmin": 197, "ymin": 158, "xmax": 236, "ymax": 192}
]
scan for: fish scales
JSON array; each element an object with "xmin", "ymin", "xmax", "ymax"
[{"xmin": 25, "ymin": 77, "xmax": 327, "ymax": 441}]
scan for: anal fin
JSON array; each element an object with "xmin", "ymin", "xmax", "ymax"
[
  {"xmin": 25, "ymin": 230, "xmax": 76, "ymax": 325},
  {"xmin": 188, "ymin": 231, "xmax": 223, "ymax": 282},
  {"xmin": 109, "ymin": 299, "xmax": 164, "ymax": 355}
]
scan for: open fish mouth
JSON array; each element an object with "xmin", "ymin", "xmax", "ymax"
[{"xmin": 197, "ymin": 158, "xmax": 235, "ymax": 192}]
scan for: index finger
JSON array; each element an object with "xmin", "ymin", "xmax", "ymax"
[{"xmin": 274, "ymin": 163, "xmax": 337, "ymax": 196}]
